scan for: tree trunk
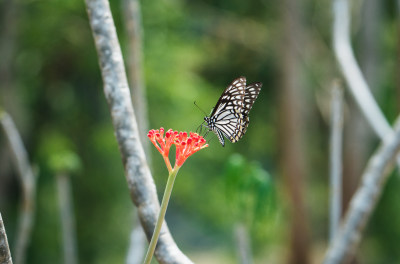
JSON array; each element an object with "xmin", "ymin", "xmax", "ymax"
[
  {"xmin": 0, "ymin": 213, "xmax": 13, "ymax": 264},
  {"xmin": 279, "ymin": 0, "xmax": 310, "ymax": 263},
  {"xmin": 56, "ymin": 173, "xmax": 78, "ymax": 264},
  {"xmin": 122, "ymin": 0, "xmax": 149, "ymax": 262}
]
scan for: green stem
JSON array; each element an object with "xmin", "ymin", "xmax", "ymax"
[
  {"xmin": 163, "ymin": 155, "xmax": 172, "ymax": 173},
  {"xmin": 143, "ymin": 166, "xmax": 180, "ymax": 264}
]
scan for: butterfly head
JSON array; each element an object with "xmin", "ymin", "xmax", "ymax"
[{"xmin": 204, "ymin": 116, "xmax": 214, "ymax": 129}]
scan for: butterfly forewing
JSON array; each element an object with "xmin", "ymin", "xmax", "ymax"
[
  {"xmin": 204, "ymin": 77, "xmax": 262, "ymax": 146},
  {"xmin": 209, "ymin": 77, "xmax": 246, "ymax": 117}
]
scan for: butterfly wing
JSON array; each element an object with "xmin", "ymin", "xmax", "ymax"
[
  {"xmin": 213, "ymin": 108, "xmax": 247, "ymax": 144},
  {"xmin": 205, "ymin": 77, "xmax": 246, "ymax": 146},
  {"xmin": 243, "ymin": 82, "xmax": 262, "ymax": 115},
  {"xmin": 241, "ymin": 82, "xmax": 262, "ymax": 134},
  {"xmin": 205, "ymin": 77, "xmax": 261, "ymax": 146},
  {"xmin": 209, "ymin": 76, "xmax": 246, "ymax": 117}
]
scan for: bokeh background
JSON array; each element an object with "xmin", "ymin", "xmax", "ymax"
[{"xmin": 1, "ymin": 0, "xmax": 400, "ymax": 263}]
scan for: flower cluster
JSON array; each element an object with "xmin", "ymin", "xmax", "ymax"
[
  {"xmin": 148, "ymin": 127, "xmax": 208, "ymax": 170},
  {"xmin": 147, "ymin": 128, "xmax": 177, "ymax": 157},
  {"xmin": 175, "ymin": 132, "xmax": 208, "ymax": 167}
]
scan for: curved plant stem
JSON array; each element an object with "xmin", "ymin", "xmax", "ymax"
[
  {"xmin": 143, "ymin": 166, "xmax": 180, "ymax": 264},
  {"xmin": 163, "ymin": 156, "xmax": 172, "ymax": 173}
]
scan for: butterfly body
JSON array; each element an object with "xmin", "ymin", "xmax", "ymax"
[{"xmin": 204, "ymin": 77, "xmax": 262, "ymax": 146}]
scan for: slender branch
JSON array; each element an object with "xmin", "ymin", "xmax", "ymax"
[
  {"xmin": 332, "ymin": 0, "xmax": 400, "ymax": 168},
  {"xmin": 329, "ymin": 81, "xmax": 344, "ymax": 242},
  {"xmin": 56, "ymin": 173, "xmax": 78, "ymax": 264},
  {"xmin": 280, "ymin": 0, "xmax": 310, "ymax": 262},
  {"xmin": 0, "ymin": 112, "xmax": 36, "ymax": 264},
  {"xmin": 126, "ymin": 214, "xmax": 146, "ymax": 264},
  {"xmin": 84, "ymin": 1, "xmax": 193, "ymax": 263},
  {"xmin": 0, "ymin": 213, "xmax": 13, "ymax": 264},
  {"xmin": 323, "ymin": 115, "xmax": 400, "ymax": 263},
  {"xmin": 234, "ymin": 222, "xmax": 253, "ymax": 264},
  {"xmin": 398, "ymin": 0, "xmax": 400, "ymax": 15},
  {"xmin": 332, "ymin": 0, "xmax": 388, "ymax": 137}
]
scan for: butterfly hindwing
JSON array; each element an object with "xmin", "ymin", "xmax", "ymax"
[
  {"xmin": 243, "ymin": 82, "xmax": 262, "ymax": 115},
  {"xmin": 241, "ymin": 82, "xmax": 262, "ymax": 134}
]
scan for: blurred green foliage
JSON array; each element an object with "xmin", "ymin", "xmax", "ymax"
[
  {"xmin": 224, "ymin": 154, "xmax": 275, "ymax": 227},
  {"xmin": 0, "ymin": 0, "xmax": 399, "ymax": 263},
  {"xmin": 38, "ymin": 131, "xmax": 81, "ymax": 173},
  {"xmin": 223, "ymin": 154, "xmax": 279, "ymax": 251}
]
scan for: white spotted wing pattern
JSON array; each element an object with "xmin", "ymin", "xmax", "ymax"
[{"xmin": 204, "ymin": 77, "xmax": 262, "ymax": 146}]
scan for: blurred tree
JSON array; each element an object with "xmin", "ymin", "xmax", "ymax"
[
  {"xmin": 121, "ymin": 0, "xmax": 148, "ymax": 263},
  {"xmin": 397, "ymin": 1, "xmax": 400, "ymax": 112},
  {"xmin": 0, "ymin": 0, "xmax": 26, "ymax": 127},
  {"xmin": 0, "ymin": 0, "xmax": 26, "ymax": 213},
  {"xmin": 341, "ymin": 3, "xmax": 382, "ymax": 262},
  {"xmin": 279, "ymin": 0, "xmax": 310, "ymax": 263},
  {"xmin": 43, "ymin": 133, "xmax": 81, "ymax": 264},
  {"xmin": 0, "ymin": 112, "xmax": 36, "ymax": 264},
  {"xmin": 122, "ymin": 0, "xmax": 149, "ymax": 150}
]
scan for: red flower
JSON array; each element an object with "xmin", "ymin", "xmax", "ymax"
[
  {"xmin": 148, "ymin": 128, "xmax": 208, "ymax": 170},
  {"xmin": 175, "ymin": 132, "xmax": 208, "ymax": 167},
  {"xmin": 147, "ymin": 128, "xmax": 178, "ymax": 157},
  {"xmin": 148, "ymin": 128, "xmax": 178, "ymax": 171}
]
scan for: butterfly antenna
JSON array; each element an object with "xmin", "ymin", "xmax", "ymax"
[{"xmin": 194, "ymin": 101, "xmax": 208, "ymax": 116}]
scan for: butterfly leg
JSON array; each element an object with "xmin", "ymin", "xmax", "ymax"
[
  {"xmin": 196, "ymin": 124, "xmax": 202, "ymax": 135},
  {"xmin": 196, "ymin": 121, "xmax": 206, "ymax": 136},
  {"xmin": 204, "ymin": 130, "xmax": 209, "ymax": 139}
]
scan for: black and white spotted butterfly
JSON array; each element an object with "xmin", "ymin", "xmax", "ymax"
[{"xmin": 202, "ymin": 76, "xmax": 262, "ymax": 146}]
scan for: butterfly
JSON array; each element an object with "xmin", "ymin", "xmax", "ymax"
[{"xmin": 203, "ymin": 76, "xmax": 262, "ymax": 146}]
